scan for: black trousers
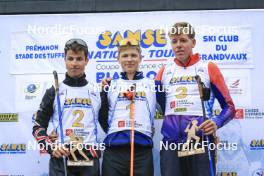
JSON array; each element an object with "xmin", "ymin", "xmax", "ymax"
[
  {"xmin": 160, "ymin": 146, "xmax": 216, "ymax": 176},
  {"xmin": 102, "ymin": 145, "xmax": 154, "ymax": 176},
  {"xmin": 49, "ymin": 157, "xmax": 100, "ymax": 176}
]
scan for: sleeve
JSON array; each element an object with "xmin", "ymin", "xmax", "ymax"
[
  {"xmin": 32, "ymin": 86, "xmax": 55, "ymax": 154},
  {"xmin": 155, "ymin": 66, "xmax": 166, "ymax": 114},
  {"xmin": 155, "ymin": 80, "xmax": 165, "ymax": 115},
  {"xmin": 208, "ymin": 62, "xmax": 236, "ymax": 129},
  {"xmin": 98, "ymin": 90, "xmax": 109, "ymax": 133}
]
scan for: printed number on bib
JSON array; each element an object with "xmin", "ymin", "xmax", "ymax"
[
  {"xmin": 72, "ymin": 110, "xmax": 84, "ymax": 128},
  {"xmin": 175, "ymin": 86, "xmax": 187, "ymax": 99}
]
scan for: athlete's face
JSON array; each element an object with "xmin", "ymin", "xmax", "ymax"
[
  {"xmin": 65, "ymin": 50, "xmax": 88, "ymax": 78},
  {"xmin": 170, "ymin": 34, "xmax": 196, "ymax": 64},
  {"xmin": 118, "ymin": 48, "xmax": 141, "ymax": 74}
]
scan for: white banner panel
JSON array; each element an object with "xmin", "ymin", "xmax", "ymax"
[{"xmin": 197, "ymin": 26, "xmax": 252, "ymax": 68}]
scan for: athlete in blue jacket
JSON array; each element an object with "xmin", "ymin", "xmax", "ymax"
[{"xmin": 99, "ymin": 38, "xmax": 165, "ymax": 176}]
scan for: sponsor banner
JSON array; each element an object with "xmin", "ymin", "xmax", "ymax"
[
  {"xmin": 10, "ymin": 11, "xmax": 253, "ymax": 76},
  {"xmin": 1, "ymin": 10, "xmax": 264, "ymax": 176}
]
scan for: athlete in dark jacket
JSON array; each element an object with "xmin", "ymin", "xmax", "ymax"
[{"xmin": 32, "ymin": 38, "xmax": 101, "ymax": 176}]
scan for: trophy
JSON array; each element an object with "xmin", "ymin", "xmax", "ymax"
[
  {"xmin": 66, "ymin": 132, "xmax": 94, "ymax": 166},
  {"xmin": 178, "ymin": 75, "xmax": 210, "ymax": 157},
  {"xmin": 178, "ymin": 119, "xmax": 205, "ymax": 157}
]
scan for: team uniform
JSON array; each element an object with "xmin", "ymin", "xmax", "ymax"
[
  {"xmin": 33, "ymin": 74, "xmax": 101, "ymax": 176},
  {"xmin": 156, "ymin": 54, "xmax": 235, "ymax": 176},
  {"xmin": 99, "ymin": 71, "xmax": 165, "ymax": 176}
]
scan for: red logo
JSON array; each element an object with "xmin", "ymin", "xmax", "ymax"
[
  {"xmin": 170, "ymin": 101, "xmax": 176, "ymax": 108},
  {"xmin": 118, "ymin": 120, "xmax": 125, "ymax": 127},
  {"xmin": 66, "ymin": 129, "xmax": 73, "ymax": 136},
  {"xmin": 234, "ymin": 109, "xmax": 244, "ymax": 119}
]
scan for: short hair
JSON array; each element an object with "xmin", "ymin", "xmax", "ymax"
[
  {"xmin": 64, "ymin": 38, "xmax": 88, "ymax": 59},
  {"xmin": 168, "ymin": 22, "xmax": 195, "ymax": 39}
]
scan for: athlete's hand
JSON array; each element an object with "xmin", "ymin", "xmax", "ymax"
[
  {"xmin": 52, "ymin": 144, "xmax": 70, "ymax": 158},
  {"xmin": 199, "ymin": 120, "xmax": 217, "ymax": 135}
]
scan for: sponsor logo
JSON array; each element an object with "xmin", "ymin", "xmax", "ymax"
[
  {"xmin": 118, "ymin": 120, "xmax": 125, "ymax": 128},
  {"xmin": 64, "ymin": 98, "xmax": 92, "ymax": 108},
  {"xmin": 174, "ymin": 107, "xmax": 187, "ymax": 112},
  {"xmin": 228, "ymin": 78, "xmax": 243, "ymax": 95},
  {"xmin": 234, "ymin": 109, "xmax": 244, "ymax": 119},
  {"xmin": 0, "ymin": 144, "xmax": 26, "ymax": 154},
  {"xmin": 250, "ymin": 139, "xmax": 264, "ymax": 150},
  {"xmin": 219, "ymin": 108, "xmax": 264, "ymax": 120},
  {"xmin": 0, "ymin": 113, "xmax": 18, "ymax": 122},
  {"xmin": 170, "ymin": 76, "xmax": 196, "ymax": 85},
  {"xmin": 230, "ymin": 79, "xmax": 240, "ymax": 88},
  {"xmin": 66, "ymin": 129, "xmax": 74, "ymax": 136},
  {"xmin": 170, "ymin": 101, "xmax": 176, "ymax": 109},
  {"xmin": 117, "ymin": 120, "xmax": 142, "ymax": 128},
  {"xmin": 25, "ymin": 83, "xmax": 39, "ymax": 93},
  {"xmin": 245, "ymin": 108, "xmax": 264, "ymax": 119},
  {"xmin": 24, "ymin": 83, "xmax": 41, "ymax": 100},
  {"xmin": 66, "ymin": 129, "xmax": 89, "ymax": 137},
  {"xmin": 176, "ymin": 99, "xmax": 193, "ymax": 107}
]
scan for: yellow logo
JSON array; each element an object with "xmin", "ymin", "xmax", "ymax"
[{"xmin": 0, "ymin": 113, "xmax": 18, "ymax": 122}]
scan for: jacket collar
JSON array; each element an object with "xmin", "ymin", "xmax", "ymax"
[
  {"xmin": 63, "ymin": 73, "xmax": 88, "ymax": 87},
  {"xmin": 174, "ymin": 53, "xmax": 200, "ymax": 68},
  {"xmin": 120, "ymin": 71, "xmax": 144, "ymax": 80}
]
